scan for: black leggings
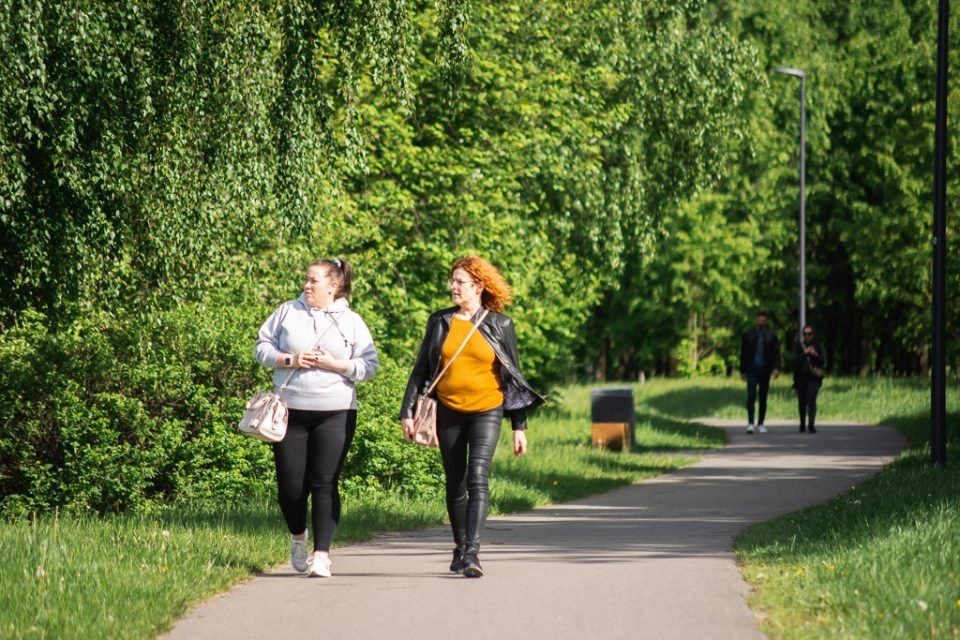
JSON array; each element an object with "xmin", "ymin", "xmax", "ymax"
[
  {"xmin": 273, "ymin": 408, "xmax": 356, "ymax": 551},
  {"xmin": 795, "ymin": 379, "xmax": 822, "ymax": 429},
  {"xmin": 436, "ymin": 402, "xmax": 503, "ymax": 553}
]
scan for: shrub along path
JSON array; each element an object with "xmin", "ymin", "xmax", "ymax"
[{"xmin": 164, "ymin": 421, "xmax": 904, "ymax": 640}]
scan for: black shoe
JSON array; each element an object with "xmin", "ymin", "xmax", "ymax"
[
  {"xmin": 449, "ymin": 547, "xmax": 465, "ymax": 573},
  {"xmin": 799, "ymin": 425, "xmax": 806, "ymax": 433},
  {"xmin": 809, "ymin": 425, "xmax": 817, "ymax": 434},
  {"xmin": 462, "ymin": 551, "xmax": 483, "ymax": 578}
]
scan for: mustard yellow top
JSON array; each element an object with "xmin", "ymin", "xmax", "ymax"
[{"xmin": 435, "ymin": 317, "xmax": 504, "ymax": 413}]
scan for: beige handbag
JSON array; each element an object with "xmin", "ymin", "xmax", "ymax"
[
  {"xmin": 238, "ymin": 318, "xmax": 336, "ymax": 442},
  {"xmin": 411, "ymin": 309, "xmax": 489, "ymax": 448},
  {"xmin": 238, "ymin": 391, "xmax": 289, "ymax": 442}
]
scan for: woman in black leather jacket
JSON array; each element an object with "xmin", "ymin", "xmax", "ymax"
[
  {"xmin": 400, "ymin": 256, "xmax": 545, "ymax": 577},
  {"xmin": 792, "ymin": 325, "xmax": 825, "ymax": 433}
]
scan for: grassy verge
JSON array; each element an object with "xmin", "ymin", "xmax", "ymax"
[
  {"xmin": 636, "ymin": 375, "xmax": 960, "ymax": 639},
  {"xmin": 0, "ymin": 385, "xmax": 720, "ymax": 639},
  {"xmin": 0, "ymin": 494, "xmax": 443, "ymax": 640}
]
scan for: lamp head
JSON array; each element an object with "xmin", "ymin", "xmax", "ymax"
[{"xmin": 775, "ymin": 66, "xmax": 807, "ymax": 79}]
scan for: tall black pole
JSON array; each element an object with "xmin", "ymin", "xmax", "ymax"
[
  {"xmin": 799, "ymin": 75, "xmax": 807, "ymax": 333},
  {"xmin": 932, "ymin": 0, "xmax": 949, "ymax": 467},
  {"xmin": 775, "ymin": 66, "xmax": 809, "ymax": 338}
]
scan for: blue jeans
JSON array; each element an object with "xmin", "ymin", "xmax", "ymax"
[{"xmin": 746, "ymin": 370, "xmax": 771, "ymax": 425}]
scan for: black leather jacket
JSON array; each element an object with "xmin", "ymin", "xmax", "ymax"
[
  {"xmin": 792, "ymin": 338, "xmax": 825, "ymax": 383},
  {"xmin": 399, "ymin": 306, "xmax": 545, "ymax": 430}
]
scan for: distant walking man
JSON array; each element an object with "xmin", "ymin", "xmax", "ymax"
[{"xmin": 739, "ymin": 311, "xmax": 780, "ymax": 434}]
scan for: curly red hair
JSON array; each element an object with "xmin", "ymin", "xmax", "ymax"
[{"xmin": 451, "ymin": 256, "xmax": 512, "ymax": 313}]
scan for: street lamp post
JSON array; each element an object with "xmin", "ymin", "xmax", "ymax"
[
  {"xmin": 775, "ymin": 66, "xmax": 807, "ymax": 336},
  {"xmin": 931, "ymin": 0, "xmax": 949, "ymax": 467}
]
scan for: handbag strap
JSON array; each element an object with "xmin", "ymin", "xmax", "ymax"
[
  {"xmin": 425, "ymin": 309, "xmax": 489, "ymax": 396},
  {"xmin": 277, "ymin": 312, "xmax": 340, "ymax": 392}
]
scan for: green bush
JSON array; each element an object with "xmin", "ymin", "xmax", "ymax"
[
  {"xmin": 0, "ymin": 299, "xmax": 448, "ymax": 516},
  {"xmin": 345, "ymin": 358, "xmax": 445, "ymax": 499},
  {"xmin": 0, "ymin": 312, "xmax": 175, "ymax": 514},
  {"xmin": 0, "ymin": 304, "xmax": 261, "ymax": 514}
]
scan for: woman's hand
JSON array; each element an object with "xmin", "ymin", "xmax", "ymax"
[
  {"xmin": 401, "ymin": 418, "xmax": 415, "ymax": 441},
  {"xmin": 513, "ymin": 430, "xmax": 527, "ymax": 457},
  {"xmin": 312, "ymin": 348, "xmax": 347, "ymax": 373}
]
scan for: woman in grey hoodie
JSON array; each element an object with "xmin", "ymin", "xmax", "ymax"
[{"xmin": 255, "ymin": 258, "xmax": 378, "ymax": 578}]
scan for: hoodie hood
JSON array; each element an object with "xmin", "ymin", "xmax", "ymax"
[{"xmin": 297, "ymin": 294, "xmax": 350, "ymax": 315}]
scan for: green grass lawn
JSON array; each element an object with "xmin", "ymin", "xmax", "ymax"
[
  {"xmin": 0, "ymin": 385, "xmax": 720, "ymax": 639},
  {"xmin": 634, "ymin": 375, "xmax": 934, "ymax": 442}
]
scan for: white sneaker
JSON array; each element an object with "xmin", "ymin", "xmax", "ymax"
[
  {"xmin": 308, "ymin": 553, "xmax": 332, "ymax": 578},
  {"xmin": 746, "ymin": 424, "xmax": 755, "ymax": 434},
  {"xmin": 290, "ymin": 536, "xmax": 310, "ymax": 573},
  {"xmin": 758, "ymin": 424, "xmax": 767, "ymax": 434}
]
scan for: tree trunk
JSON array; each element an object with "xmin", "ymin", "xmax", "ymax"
[
  {"xmin": 688, "ymin": 310, "xmax": 699, "ymax": 373},
  {"xmin": 595, "ymin": 338, "xmax": 608, "ymax": 382}
]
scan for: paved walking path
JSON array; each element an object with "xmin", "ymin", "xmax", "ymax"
[{"xmin": 165, "ymin": 420, "xmax": 905, "ymax": 640}]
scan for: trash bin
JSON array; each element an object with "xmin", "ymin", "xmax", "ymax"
[{"xmin": 590, "ymin": 387, "xmax": 635, "ymax": 451}]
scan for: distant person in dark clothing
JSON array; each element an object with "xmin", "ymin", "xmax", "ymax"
[
  {"xmin": 739, "ymin": 312, "xmax": 780, "ymax": 434},
  {"xmin": 793, "ymin": 325, "xmax": 825, "ymax": 433}
]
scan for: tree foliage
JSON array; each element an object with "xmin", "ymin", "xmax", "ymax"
[
  {"xmin": 0, "ymin": 0, "xmax": 754, "ymax": 513},
  {"xmin": 597, "ymin": 0, "xmax": 960, "ymax": 378}
]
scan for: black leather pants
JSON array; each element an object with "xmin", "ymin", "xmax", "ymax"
[{"xmin": 436, "ymin": 402, "xmax": 503, "ymax": 553}]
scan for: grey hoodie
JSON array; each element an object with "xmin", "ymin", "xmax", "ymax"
[{"xmin": 254, "ymin": 295, "xmax": 378, "ymax": 411}]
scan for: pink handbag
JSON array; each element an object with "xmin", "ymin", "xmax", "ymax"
[
  {"xmin": 410, "ymin": 310, "xmax": 488, "ymax": 448},
  {"xmin": 238, "ymin": 391, "xmax": 289, "ymax": 442},
  {"xmin": 411, "ymin": 395, "xmax": 440, "ymax": 447}
]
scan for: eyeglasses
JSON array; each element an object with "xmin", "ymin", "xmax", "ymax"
[
  {"xmin": 802, "ymin": 331, "xmax": 813, "ymax": 336},
  {"xmin": 447, "ymin": 278, "xmax": 476, "ymax": 288}
]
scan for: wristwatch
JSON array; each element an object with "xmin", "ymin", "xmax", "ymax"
[{"xmin": 284, "ymin": 355, "xmax": 293, "ymax": 367}]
